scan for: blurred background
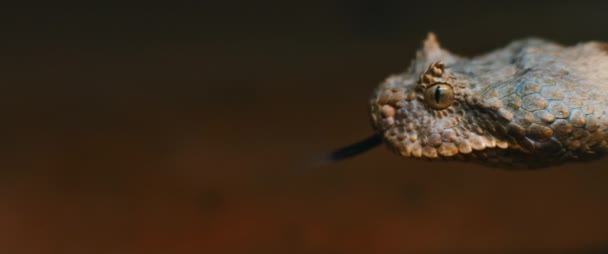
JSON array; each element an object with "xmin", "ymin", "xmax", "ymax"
[{"xmin": 1, "ymin": 2, "xmax": 608, "ymax": 254}]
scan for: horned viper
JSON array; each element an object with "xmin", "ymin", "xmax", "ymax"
[{"xmin": 331, "ymin": 33, "xmax": 608, "ymax": 169}]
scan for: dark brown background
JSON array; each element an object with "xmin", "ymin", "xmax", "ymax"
[{"xmin": 1, "ymin": 2, "xmax": 608, "ymax": 254}]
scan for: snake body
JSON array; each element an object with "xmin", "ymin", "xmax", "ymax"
[{"xmin": 368, "ymin": 33, "xmax": 608, "ymax": 168}]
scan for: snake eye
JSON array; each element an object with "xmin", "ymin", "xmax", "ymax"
[{"xmin": 424, "ymin": 83, "xmax": 454, "ymax": 109}]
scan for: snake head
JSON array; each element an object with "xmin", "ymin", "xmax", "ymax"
[
  {"xmin": 332, "ymin": 33, "xmax": 608, "ymax": 168},
  {"xmin": 369, "ymin": 33, "xmax": 517, "ymax": 166}
]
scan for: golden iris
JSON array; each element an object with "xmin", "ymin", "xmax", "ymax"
[{"xmin": 425, "ymin": 83, "xmax": 454, "ymax": 109}]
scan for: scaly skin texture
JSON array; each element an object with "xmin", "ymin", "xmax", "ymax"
[{"xmin": 369, "ymin": 33, "xmax": 608, "ymax": 168}]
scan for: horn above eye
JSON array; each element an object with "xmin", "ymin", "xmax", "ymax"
[{"xmin": 424, "ymin": 83, "xmax": 454, "ymax": 109}]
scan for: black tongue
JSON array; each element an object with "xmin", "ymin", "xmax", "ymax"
[{"xmin": 325, "ymin": 133, "xmax": 383, "ymax": 161}]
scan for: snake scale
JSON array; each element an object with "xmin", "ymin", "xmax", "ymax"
[{"xmin": 332, "ymin": 33, "xmax": 608, "ymax": 169}]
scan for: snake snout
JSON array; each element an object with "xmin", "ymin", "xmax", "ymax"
[{"xmin": 376, "ymin": 104, "xmax": 398, "ymax": 129}]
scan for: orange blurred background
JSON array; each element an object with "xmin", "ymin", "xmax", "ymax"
[{"xmin": 1, "ymin": 3, "xmax": 608, "ymax": 253}]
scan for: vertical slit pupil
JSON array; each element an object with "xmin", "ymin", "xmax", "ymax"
[{"xmin": 434, "ymin": 85, "xmax": 441, "ymax": 104}]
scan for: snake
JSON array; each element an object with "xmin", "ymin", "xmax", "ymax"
[{"xmin": 330, "ymin": 33, "xmax": 608, "ymax": 169}]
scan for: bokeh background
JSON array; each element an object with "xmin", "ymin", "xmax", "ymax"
[{"xmin": 1, "ymin": 2, "xmax": 608, "ymax": 254}]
